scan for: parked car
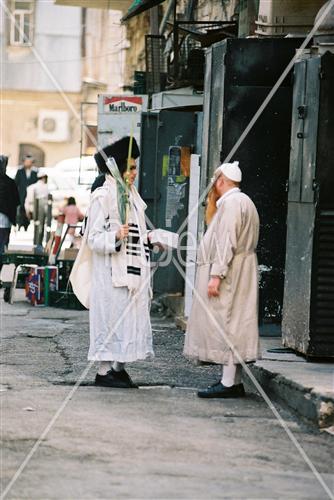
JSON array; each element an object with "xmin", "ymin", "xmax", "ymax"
[
  {"xmin": 49, "ymin": 156, "xmax": 97, "ymax": 215},
  {"xmin": 52, "ymin": 156, "xmax": 98, "ymax": 186}
]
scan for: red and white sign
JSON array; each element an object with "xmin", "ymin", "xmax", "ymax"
[{"xmin": 103, "ymin": 96, "xmax": 143, "ymax": 113}]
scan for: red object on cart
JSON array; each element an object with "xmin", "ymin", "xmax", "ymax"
[{"xmin": 50, "ymin": 213, "xmax": 65, "ymax": 261}]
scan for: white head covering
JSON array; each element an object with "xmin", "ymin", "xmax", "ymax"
[
  {"xmin": 214, "ymin": 161, "xmax": 242, "ymax": 183},
  {"xmin": 37, "ymin": 168, "xmax": 49, "ymax": 179}
]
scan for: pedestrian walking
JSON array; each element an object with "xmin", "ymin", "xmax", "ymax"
[
  {"xmin": 60, "ymin": 197, "xmax": 84, "ymax": 244},
  {"xmin": 70, "ymin": 137, "xmax": 154, "ymax": 389},
  {"xmin": 25, "ymin": 168, "xmax": 49, "ymax": 247},
  {"xmin": 0, "ymin": 155, "xmax": 20, "ymax": 271},
  {"xmin": 184, "ymin": 161, "xmax": 260, "ymax": 398},
  {"xmin": 14, "ymin": 154, "xmax": 38, "ymax": 230}
]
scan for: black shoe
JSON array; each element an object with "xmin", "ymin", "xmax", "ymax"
[
  {"xmin": 197, "ymin": 382, "xmax": 245, "ymax": 399},
  {"xmin": 112, "ymin": 368, "xmax": 138, "ymax": 388},
  {"xmin": 3, "ymin": 287, "xmax": 11, "ymax": 303},
  {"xmin": 95, "ymin": 369, "xmax": 137, "ymax": 389}
]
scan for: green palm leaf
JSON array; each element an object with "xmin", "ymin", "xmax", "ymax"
[{"xmin": 106, "ymin": 157, "xmax": 129, "ymax": 224}]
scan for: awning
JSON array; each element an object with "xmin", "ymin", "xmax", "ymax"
[
  {"xmin": 54, "ymin": 0, "xmax": 131, "ymax": 11},
  {"xmin": 122, "ymin": 0, "xmax": 166, "ymax": 22}
]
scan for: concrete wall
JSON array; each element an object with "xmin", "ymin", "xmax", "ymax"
[
  {"xmin": 123, "ymin": 12, "xmax": 150, "ymax": 89},
  {"xmin": 1, "ymin": 0, "xmax": 82, "ymax": 92},
  {"xmin": 84, "ymin": 8, "xmax": 127, "ymax": 92},
  {"xmin": 2, "ymin": 89, "xmax": 82, "ymax": 167},
  {"xmin": 1, "ymin": 3, "xmax": 127, "ymax": 167},
  {"xmin": 0, "ymin": 1, "xmax": 83, "ymax": 166}
]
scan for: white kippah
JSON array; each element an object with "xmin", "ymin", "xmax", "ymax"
[
  {"xmin": 217, "ymin": 161, "xmax": 242, "ymax": 182},
  {"xmin": 37, "ymin": 168, "xmax": 49, "ymax": 178}
]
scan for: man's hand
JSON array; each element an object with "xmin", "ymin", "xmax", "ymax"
[
  {"xmin": 147, "ymin": 231, "xmax": 165, "ymax": 251},
  {"xmin": 207, "ymin": 276, "xmax": 222, "ymax": 298},
  {"xmin": 116, "ymin": 224, "xmax": 129, "ymax": 241}
]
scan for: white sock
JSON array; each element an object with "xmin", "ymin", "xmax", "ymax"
[
  {"xmin": 221, "ymin": 352, "xmax": 240, "ymax": 387},
  {"xmin": 98, "ymin": 361, "xmax": 111, "ymax": 376},
  {"xmin": 113, "ymin": 361, "xmax": 125, "ymax": 372}
]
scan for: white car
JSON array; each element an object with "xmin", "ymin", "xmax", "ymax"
[
  {"xmin": 49, "ymin": 156, "xmax": 98, "ymax": 215},
  {"xmin": 52, "ymin": 156, "xmax": 98, "ymax": 185}
]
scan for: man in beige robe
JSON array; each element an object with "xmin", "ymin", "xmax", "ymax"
[{"xmin": 183, "ymin": 161, "xmax": 260, "ymax": 398}]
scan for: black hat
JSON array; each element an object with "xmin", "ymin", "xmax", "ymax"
[
  {"xmin": 0, "ymin": 155, "xmax": 8, "ymax": 168},
  {"xmin": 94, "ymin": 136, "xmax": 140, "ymax": 174},
  {"xmin": 0, "ymin": 155, "xmax": 8, "ymax": 174}
]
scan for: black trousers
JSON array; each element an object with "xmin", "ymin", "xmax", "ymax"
[
  {"xmin": 17, "ymin": 206, "xmax": 29, "ymax": 230},
  {"xmin": 0, "ymin": 227, "xmax": 10, "ymax": 272}
]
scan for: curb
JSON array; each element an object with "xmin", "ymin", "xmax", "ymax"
[
  {"xmin": 245, "ymin": 364, "xmax": 334, "ymax": 429},
  {"xmin": 173, "ymin": 316, "xmax": 334, "ymax": 429}
]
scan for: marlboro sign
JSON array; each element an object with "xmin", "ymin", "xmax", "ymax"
[{"xmin": 103, "ymin": 96, "xmax": 143, "ymax": 113}]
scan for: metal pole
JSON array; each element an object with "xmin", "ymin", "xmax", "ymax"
[
  {"xmin": 150, "ymin": 5, "xmax": 159, "ymax": 35},
  {"xmin": 173, "ymin": 0, "xmax": 178, "ymax": 81},
  {"xmin": 46, "ymin": 194, "xmax": 52, "ymax": 244},
  {"xmin": 33, "ymin": 197, "xmax": 39, "ymax": 247},
  {"xmin": 44, "ymin": 266, "xmax": 50, "ymax": 307},
  {"xmin": 159, "ymin": 0, "xmax": 174, "ymax": 35},
  {"xmin": 150, "ymin": 5, "xmax": 160, "ymax": 94}
]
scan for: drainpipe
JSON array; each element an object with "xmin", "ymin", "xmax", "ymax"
[
  {"xmin": 173, "ymin": 0, "xmax": 178, "ymax": 81},
  {"xmin": 150, "ymin": 5, "xmax": 159, "ymax": 35},
  {"xmin": 159, "ymin": 0, "xmax": 174, "ymax": 34}
]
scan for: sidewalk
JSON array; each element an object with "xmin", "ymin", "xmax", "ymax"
[
  {"xmin": 176, "ymin": 317, "xmax": 334, "ymax": 429},
  {"xmin": 246, "ymin": 338, "xmax": 334, "ymax": 430}
]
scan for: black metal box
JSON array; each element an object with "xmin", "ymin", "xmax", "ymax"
[
  {"xmin": 140, "ymin": 109, "xmax": 196, "ymax": 294},
  {"xmin": 282, "ymin": 51, "xmax": 334, "ymax": 358},
  {"xmin": 202, "ymin": 38, "xmax": 302, "ymax": 325}
]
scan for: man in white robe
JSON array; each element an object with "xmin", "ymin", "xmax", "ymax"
[
  {"xmin": 184, "ymin": 161, "xmax": 260, "ymax": 398},
  {"xmin": 71, "ymin": 138, "xmax": 153, "ymax": 388}
]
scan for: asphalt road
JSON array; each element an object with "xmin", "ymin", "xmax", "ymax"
[{"xmin": 1, "ymin": 294, "xmax": 333, "ymax": 499}]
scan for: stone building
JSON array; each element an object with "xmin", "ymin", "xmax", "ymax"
[
  {"xmin": 1, "ymin": 0, "xmax": 126, "ymax": 167},
  {"xmin": 121, "ymin": 0, "xmax": 239, "ymax": 90}
]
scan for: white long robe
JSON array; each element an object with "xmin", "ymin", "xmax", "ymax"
[
  {"xmin": 184, "ymin": 189, "xmax": 260, "ymax": 365},
  {"xmin": 86, "ymin": 189, "xmax": 154, "ymax": 363}
]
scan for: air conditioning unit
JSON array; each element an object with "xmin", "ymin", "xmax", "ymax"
[{"xmin": 37, "ymin": 110, "xmax": 70, "ymax": 142}]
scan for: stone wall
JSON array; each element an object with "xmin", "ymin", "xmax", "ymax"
[
  {"xmin": 3, "ymin": 89, "xmax": 82, "ymax": 167},
  {"xmin": 121, "ymin": 0, "xmax": 238, "ymax": 89},
  {"xmin": 170, "ymin": 0, "xmax": 237, "ymax": 22},
  {"xmin": 195, "ymin": 0, "xmax": 238, "ymax": 21},
  {"xmin": 123, "ymin": 12, "xmax": 150, "ymax": 89}
]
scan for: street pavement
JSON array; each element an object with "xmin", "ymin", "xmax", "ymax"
[{"xmin": 1, "ymin": 292, "xmax": 333, "ymax": 499}]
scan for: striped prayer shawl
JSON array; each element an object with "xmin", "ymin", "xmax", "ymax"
[{"xmin": 126, "ymin": 222, "xmax": 150, "ymax": 278}]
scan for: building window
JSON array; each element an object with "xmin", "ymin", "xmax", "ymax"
[{"xmin": 10, "ymin": 1, "xmax": 34, "ymax": 46}]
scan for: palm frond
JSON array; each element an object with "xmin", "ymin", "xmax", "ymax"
[{"xmin": 106, "ymin": 157, "xmax": 129, "ymax": 224}]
